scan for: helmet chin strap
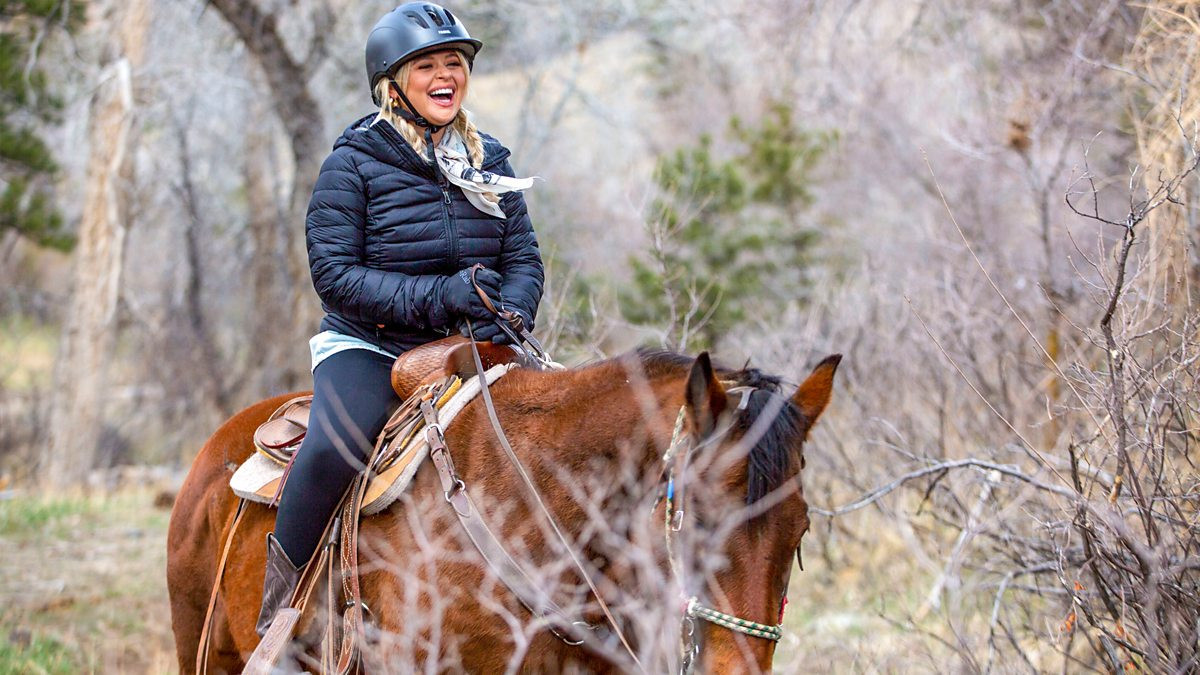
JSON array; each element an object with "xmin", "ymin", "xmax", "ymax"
[{"xmin": 389, "ymin": 79, "xmax": 452, "ymax": 164}]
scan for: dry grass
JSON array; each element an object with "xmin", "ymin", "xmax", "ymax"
[
  {"xmin": 0, "ymin": 488, "xmax": 177, "ymax": 673},
  {"xmin": 0, "ymin": 316, "xmax": 57, "ymax": 392}
]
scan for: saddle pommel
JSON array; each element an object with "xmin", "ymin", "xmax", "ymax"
[{"xmin": 390, "ymin": 336, "xmax": 521, "ymax": 400}]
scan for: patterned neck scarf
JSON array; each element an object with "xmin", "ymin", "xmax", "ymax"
[{"xmin": 435, "ymin": 126, "xmax": 537, "ymax": 218}]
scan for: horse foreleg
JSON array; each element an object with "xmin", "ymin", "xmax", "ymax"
[{"xmin": 167, "ymin": 467, "xmax": 242, "ymax": 673}]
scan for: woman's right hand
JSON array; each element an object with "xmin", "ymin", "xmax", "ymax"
[{"xmin": 443, "ymin": 267, "xmax": 502, "ymax": 321}]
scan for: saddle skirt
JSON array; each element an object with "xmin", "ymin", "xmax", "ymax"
[{"xmin": 230, "ymin": 363, "xmax": 513, "ymax": 515}]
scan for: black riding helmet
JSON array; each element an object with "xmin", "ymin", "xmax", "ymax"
[{"xmin": 365, "ymin": 2, "xmax": 483, "ymax": 107}]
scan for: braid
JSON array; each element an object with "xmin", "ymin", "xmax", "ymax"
[
  {"xmin": 455, "ymin": 112, "xmax": 499, "ymax": 205},
  {"xmin": 395, "ymin": 116, "xmax": 428, "ymax": 157},
  {"xmin": 455, "ymin": 111, "xmax": 485, "ymax": 169}
]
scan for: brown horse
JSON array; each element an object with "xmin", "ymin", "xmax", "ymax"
[{"xmin": 167, "ymin": 347, "xmax": 840, "ymax": 673}]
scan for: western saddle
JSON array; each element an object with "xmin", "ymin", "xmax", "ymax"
[{"xmin": 253, "ymin": 336, "xmax": 524, "ymax": 462}]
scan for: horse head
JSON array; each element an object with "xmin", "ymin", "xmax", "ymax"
[{"xmin": 668, "ymin": 351, "xmax": 841, "ymax": 673}]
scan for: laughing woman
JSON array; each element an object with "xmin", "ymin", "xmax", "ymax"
[{"xmin": 255, "ymin": 2, "xmax": 543, "ymax": 634}]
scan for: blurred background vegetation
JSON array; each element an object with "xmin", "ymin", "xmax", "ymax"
[{"xmin": 1, "ymin": 0, "xmax": 1198, "ymax": 671}]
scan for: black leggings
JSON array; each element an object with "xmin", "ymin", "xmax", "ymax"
[{"xmin": 273, "ymin": 348, "xmax": 400, "ymax": 565}]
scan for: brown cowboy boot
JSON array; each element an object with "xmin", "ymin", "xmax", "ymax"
[{"xmin": 255, "ymin": 533, "xmax": 305, "ymax": 636}]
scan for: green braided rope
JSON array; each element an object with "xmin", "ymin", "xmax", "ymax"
[{"xmin": 686, "ymin": 598, "xmax": 783, "ymax": 641}]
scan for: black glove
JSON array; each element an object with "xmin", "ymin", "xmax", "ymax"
[
  {"xmin": 459, "ymin": 318, "xmax": 510, "ymax": 344},
  {"xmin": 442, "ymin": 267, "xmax": 502, "ymax": 321},
  {"xmin": 459, "ymin": 309, "xmax": 531, "ymax": 345}
]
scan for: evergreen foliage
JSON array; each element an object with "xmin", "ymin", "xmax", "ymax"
[
  {"xmin": 0, "ymin": 0, "xmax": 84, "ymax": 252},
  {"xmin": 622, "ymin": 103, "xmax": 835, "ymax": 349}
]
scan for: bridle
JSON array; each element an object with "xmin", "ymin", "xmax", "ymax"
[
  {"xmin": 461, "ymin": 266, "xmax": 792, "ymax": 672},
  {"xmin": 658, "ymin": 398, "xmax": 790, "ymax": 672}
]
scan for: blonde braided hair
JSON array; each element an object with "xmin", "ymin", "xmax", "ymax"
[{"xmin": 373, "ymin": 49, "xmax": 486, "ymax": 168}]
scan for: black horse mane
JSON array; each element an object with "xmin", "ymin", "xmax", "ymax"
[{"xmin": 635, "ymin": 348, "xmax": 805, "ymax": 505}]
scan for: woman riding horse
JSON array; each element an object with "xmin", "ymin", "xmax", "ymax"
[
  {"xmin": 169, "ymin": 346, "xmax": 840, "ymax": 672},
  {"xmin": 168, "ymin": 3, "xmax": 845, "ymax": 671},
  {"xmin": 257, "ymin": 1, "xmax": 542, "ymax": 636}
]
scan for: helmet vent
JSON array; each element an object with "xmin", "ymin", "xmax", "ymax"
[
  {"xmin": 444, "ymin": 10, "xmax": 457, "ymax": 26},
  {"xmin": 403, "ymin": 11, "xmax": 429, "ymax": 29},
  {"xmin": 424, "ymin": 6, "xmax": 446, "ymax": 27}
]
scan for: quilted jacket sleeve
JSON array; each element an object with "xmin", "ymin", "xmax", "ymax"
[
  {"xmin": 493, "ymin": 158, "xmax": 545, "ymax": 328},
  {"xmin": 306, "ymin": 148, "xmax": 455, "ymax": 330}
]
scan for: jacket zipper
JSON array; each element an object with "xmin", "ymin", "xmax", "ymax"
[
  {"xmin": 438, "ymin": 180, "xmax": 456, "ymax": 338},
  {"xmin": 439, "ymin": 175, "xmax": 458, "ymax": 268}
]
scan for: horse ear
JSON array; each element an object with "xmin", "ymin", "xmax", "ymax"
[
  {"xmin": 792, "ymin": 354, "xmax": 841, "ymax": 427},
  {"xmin": 686, "ymin": 352, "xmax": 727, "ymax": 437}
]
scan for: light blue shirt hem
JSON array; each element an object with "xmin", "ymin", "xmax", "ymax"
[{"xmin": 309, "ymin": 331, "xmax": 397, "ymax": 372}]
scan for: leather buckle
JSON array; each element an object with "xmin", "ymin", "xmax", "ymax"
[
  {"xmin": 343, "ymin": 599, "xmax": 373, "ymax": 620},
  {"xmin": 671, "ymin": 509, "xmax": 685, "ymax": 532},
  {"xmin": 424, "ymin": 422, "xmax": 445, "ymax": 445},
  {"xmin": 444, "ymin": 477, "xmax": 465, "ymax": 503},
  {"xmin": 444, "ymin": 478, "xmax": 471, "ymax": 517}
]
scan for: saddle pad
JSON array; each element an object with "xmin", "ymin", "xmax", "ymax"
[{"xmin": 230, "ymin": 363, "xmax": 514, "ymax": 514}]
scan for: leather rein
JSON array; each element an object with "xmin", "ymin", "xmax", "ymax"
[{"xmin": 458, "ymin": 271, "xmax": 645, "ymax": 671}]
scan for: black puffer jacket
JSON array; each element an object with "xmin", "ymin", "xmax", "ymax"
[{"xmin": 305, "ymin": 114, "xmax": 543, "ymax": 354}]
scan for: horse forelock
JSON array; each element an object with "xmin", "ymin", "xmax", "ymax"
[
  {"xmin": 739, "ymin": 389, "xmax": 804, "ymax": 506},
  {"xmin": 631, "ymin": 348, "xmax": 806, "ymax": 506}
]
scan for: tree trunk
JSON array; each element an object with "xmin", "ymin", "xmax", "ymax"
[
  {"xmin": 44, "ymin": 0, "xmax": 150, "ymax": 486},
  {"xmin": 173, "ymin": 111, "xmax": 234, "ymax": 419},
  {"xmin": 243, "ymin": 100, "xmax": 293, "ymax": 395},
  {"xmin": 208, "ymin": 0, "xmax": 328, "ymax": 393}
]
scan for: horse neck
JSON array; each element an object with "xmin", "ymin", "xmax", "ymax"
[
  {"xmin": 497, "ymin": 362, "xmax": 686, "ymax": 513},
  {"xmin": 553, "ymin": 363, "xmax": 684, "ymax": 473}
]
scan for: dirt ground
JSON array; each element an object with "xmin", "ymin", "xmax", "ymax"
[{"xmin": 1, "ymin": 486, "xmax": 179, "ymax": 673}]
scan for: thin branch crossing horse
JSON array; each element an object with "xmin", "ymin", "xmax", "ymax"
[{"xmin": 167, "ymin": 346, "xmax": 840, "ymax": 672}]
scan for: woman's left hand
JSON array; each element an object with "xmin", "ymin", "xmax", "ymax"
[{"xmin": 459, "ymin": 319, "xmax": 512, "ymax": 344}]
